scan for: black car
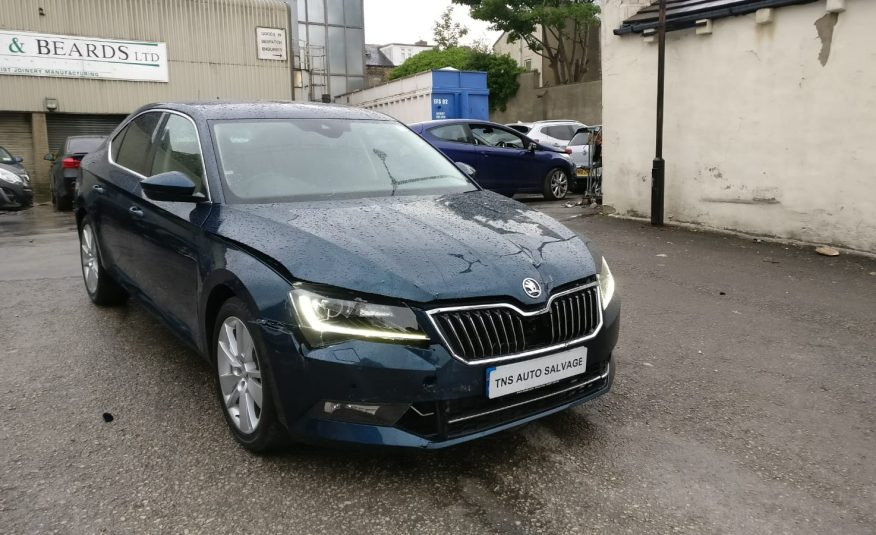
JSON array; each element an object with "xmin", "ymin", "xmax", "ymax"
[
  {"xmin": 46, "ymin": 136, "xmax": 106, "ymax": 210},
  {"xmin": 76, "ymin": 102, "xmax": 619, "ymax": 452},
  {"xmin": 0, "ymin": 146, "xmax": 33, "ymax": 209}
]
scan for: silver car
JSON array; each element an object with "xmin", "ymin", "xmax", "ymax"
[{"xmin": 507, "ymin": 120, "xmax": 587, "ymax": 150}]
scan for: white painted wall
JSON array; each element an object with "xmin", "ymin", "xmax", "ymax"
[
  {"xmin": 601, "ymin": 0, "xmax": 876, "ymax": 253},
  {"xmin": 379, "ymin": 44, "xmax": 434, "ymax": 66},
  {"xmin": 334, "ymin": 70, "xmax": 433, "ymax": 123}
]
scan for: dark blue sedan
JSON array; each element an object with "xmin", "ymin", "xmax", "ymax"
[
  {"xmin": 76, "ymin": 102, "xmax": 619, "ymax": 452},
  {"xmin": 410, "ymin": 119, "xmax": 577, "ymax": 200}
]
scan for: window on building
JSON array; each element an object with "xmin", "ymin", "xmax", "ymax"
[
  {"xmin": 306, "ymin": 0, "xmax": 325, "ymax": 23},
  {"xmin": 344, "ymin": 0, "xmax": 364, "ymax": 27},
  {"xmin": 326, "ymin": 0, "xmax": 344, "ymax": 25},
  {"xmin": 150, "ymin": 114, "xmax": 205, "ymax": 195},
  {"xmin": 524, "ymin": 58, "xmax": 532, "ymax": 71},
  {"xmin": 113, "ymin": 112, "xmax": 163, "ymax": 176}
]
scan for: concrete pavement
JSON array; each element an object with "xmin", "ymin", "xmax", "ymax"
[{"xmin": 1, "ymin": 203, "xmax": 874, "ymax": 534}]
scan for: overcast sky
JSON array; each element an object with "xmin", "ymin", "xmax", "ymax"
[{"xmin": 363, "ymin": 0, "xmax": 501, "ymax": 46}]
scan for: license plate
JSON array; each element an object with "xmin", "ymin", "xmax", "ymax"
[
  {"xmin": 486, "ymin": 347, "xmax": 588, "ymax": 399},
  {"xmin": 576, "ymin": 168, "xmax": 589, "ymax": 177}
]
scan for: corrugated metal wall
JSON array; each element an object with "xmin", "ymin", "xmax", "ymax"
[
  {"xmin": 46, "ymin": 114, "xmax": 127, "ymax": 154},
  {"xmin": 0, "ymin": 0, "xmax": 293, "ymax": 114},
  {"xmin": 0, "ymin": 113, "xmax": 35, "ymax": 178}
]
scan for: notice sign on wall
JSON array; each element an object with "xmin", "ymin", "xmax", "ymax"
[
  {"xmin": 0, "ymin": 30, "xmax": 168, "ymax": 82},
  {"xmin": 256, "ymin": 27, "xmax": 287, "ymax": 61}
]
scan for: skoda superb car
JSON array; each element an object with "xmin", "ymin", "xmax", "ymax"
[{"xmin": 75, "ymin": 102, "xmax": 619, "ymax": 452}]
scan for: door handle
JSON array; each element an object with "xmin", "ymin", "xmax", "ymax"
[
  {"xmin": 128, "ymin": 206, "xmax": 144, "ymax": 217},
  {"xmin": 92, "ymin": 185, "xmax": 105, "ymax": 194}
]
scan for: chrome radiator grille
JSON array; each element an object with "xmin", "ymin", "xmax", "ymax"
[{"xmin": 429, "ymin": 283, "xmax": 601, "ymax": 364}]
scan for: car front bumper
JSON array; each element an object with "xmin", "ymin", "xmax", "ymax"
[
  {"xmin": 260, "ymin": 294, "xmax": 620, "ymax": 448},
  {"xmin": 0, "ymin": 181, "xmax": 33, "ymax": 209}
]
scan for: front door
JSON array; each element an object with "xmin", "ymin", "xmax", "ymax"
[{"xmin": 469, "ymin": 124, "xmax": 540, "ymax": 193}]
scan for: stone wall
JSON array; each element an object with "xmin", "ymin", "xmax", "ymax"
[{"xmin": 490, "ymin": 71, "xmax": 602, "ymax": 125}]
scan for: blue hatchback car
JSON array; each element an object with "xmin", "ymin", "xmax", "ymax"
[
  {"xmin": 410, "ymin": 119, "xmax": 577, "ymax": 200},
  {"xmin": 76, "ymin": 102, "xmax": 619, "ymax": 452}
]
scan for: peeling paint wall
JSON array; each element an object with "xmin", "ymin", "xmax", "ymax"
[{"xmin": 601, "ymin": 0, "xmax": 876, "ymax": 253}]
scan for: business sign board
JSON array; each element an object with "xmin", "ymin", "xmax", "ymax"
[
  {"xmin": 256, "ymin": 27, "xmax": 287, "ymax": 61},
  {"xmin": 0, "ymin": 30, "xmax": 168, "ymax": 82}
]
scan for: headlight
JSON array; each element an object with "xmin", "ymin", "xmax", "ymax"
[
  {"xmin": 0, "ymin": 168, "xmax": 24, "ymax": 185},
  {"xmin": 290, "ymin": 287, "xmax": 429, "ymax": 347},
  {"xmin": 598, "ymin": 257, "xmax": 615, "ymax": 310}
]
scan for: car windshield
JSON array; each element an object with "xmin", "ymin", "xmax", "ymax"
[
  {"xmin": 66, "ymin": 137, "xmax": 104, "ymax": 154},
  {"xmin": 0, "ymin": 147, "xmax": 13, "ymax": 163},
  {"xmin": 212, "ymin": 119, "xmax": 475, "ymax": 203}
]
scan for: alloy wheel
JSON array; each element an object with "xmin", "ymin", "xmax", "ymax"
[
  {"xmin": 80, "ymin": 224, "xmax": 99, "ymax": 294},
  {"xmin": 550, "ymin": 170, "xmax": 568, "ymax": 198},
  {"xmin": 217, "ymin": 316, "xmax": 263, "ymax": 433}
]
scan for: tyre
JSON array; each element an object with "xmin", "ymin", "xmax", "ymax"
[
  {"xmin": 543, "ymin": 168, "xmax": 569, "ymax": 200},
  {"xmin": 213, "ymin": 298, "xmax": 286, "ymax": 453},
  {"xmin": 79, "ymin": 217, "xmax": 127, "ymax": 306}
]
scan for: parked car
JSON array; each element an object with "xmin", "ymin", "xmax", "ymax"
[
  {"xmin": 568, "ymin": 126, "xmax": 603, "ymax": 198},
  {"xmin": 76, "ymin": 102, "xmax": 619, "ymax": 452},
  {"xmin": 410, "ymin": 119, "xmax": 576, "ymax": 200},
  {"xmin": 507, "ymin": 120, "xmax": 587, "ymax": 150},
  {"xmin": 0, "ymin": 146, "xmax": 33, "ymax": 209},
  {"xmin": 45, "ymin": 135, "xmax": 106, "ymax": 210},
  {"xmin": 0, "ymin": 162, "xmax": 34, "ymax": 209}
]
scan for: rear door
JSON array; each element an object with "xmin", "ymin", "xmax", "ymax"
[{"xmin": 98, "ymin": 111, "xmax": 165, "ymax": 283}]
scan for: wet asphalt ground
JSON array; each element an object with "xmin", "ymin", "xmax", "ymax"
[{"xmin": 1, "ymin": 201, "xmax": 874, "ymax": 534}]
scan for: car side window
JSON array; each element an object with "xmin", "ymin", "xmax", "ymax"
[
  {"xmin": 470, "ymin": 125, "xmax": 526, "ymax": 149},
  {"xmin": 428, "ymin": 124, "xmax": 472, "ymax": 144},
  {"xmin": 113, "ymin": 112, "xmax": 163, "ymax": 176},
  {"xmin": 150, "ymin": 114, "xmax": 206, "ymax": 195}
]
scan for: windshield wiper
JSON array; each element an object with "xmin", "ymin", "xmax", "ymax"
[
  {"xmin": 372, "ymin": 148, "xmax": 399, "ymax": 196},
  {"xmin": 394, "ymin": 175, "xmax": 458, "ymax": 185}
]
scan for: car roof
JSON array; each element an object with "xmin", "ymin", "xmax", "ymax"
[
  {"xmin": 530, "ymin": 119, "xmax": 583, "ymax": 124},
  {"xmin": 137, "ymin": 101, "xmax": 393, "ymax": 122},
  {"xmin": 66, "ymin": 135, "xmax": 106, "ymax": 140},
  {"xmin": 410, "ymin": 119, "xmax": 513, "ymax": 129}
]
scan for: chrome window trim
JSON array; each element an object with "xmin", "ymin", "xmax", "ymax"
[
  {"xmin": 108, "ymin": 108, "xmax": 212, "ymax": 202},
  {"xmin": 447, "ymin": 361, "xmax": 611, "ymax": 425},
  {"xmin": 425, "ymin": 281, "xmax": 603, "ymax": 366}
]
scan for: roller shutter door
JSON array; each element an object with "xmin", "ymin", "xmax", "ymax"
[
  {"xmin": 0, "ymin": 112, "xmax": 35, "ymax": 178},
  {"xmin": 46, "ymin": 114, "xmax": 127, "ymax": 155}
]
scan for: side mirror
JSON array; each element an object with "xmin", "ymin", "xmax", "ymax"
[
  {"xmin": 141, "ymin": 171, "xmax": 203, "ymax": 202},
  {"xmin": 43, "ymin": 153, "xmax": 55, "ymax": 161},
  {"xmin": 527, "ymin": 142, "xmax": 538, "ymax": 152},
  {"xmin": 455, "ymin": 161, "xmax": 477, "ymax": 178},
  {"xmin": 14, "ymin": 156, "xmax": 23, "ymax": 163}
]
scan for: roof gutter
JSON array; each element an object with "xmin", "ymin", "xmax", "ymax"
[{"xmin": 614, "ymin": 0, "xmax": 818, "ymax": 35}]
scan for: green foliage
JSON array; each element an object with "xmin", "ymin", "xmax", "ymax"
[
  {"xmin": 388, "ymin": 47, "xmax": 524, "ymax": 113},
  {"xmin": 466, "ymin": 52, "xmax": 523, "ymax": 113},
  {"xmin": 453, "ymin": 0, "xmax": 600, "ymax": 84},
  {"xmin": 388, "ymin": 48, "xmax": 472, "ymax": 80},
  {"xmin": 433, "ymin": 6, "xmax": 469, "ymax": 50}
]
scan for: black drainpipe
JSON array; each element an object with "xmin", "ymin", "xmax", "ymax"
[{"xmin": 651, "ymin": 0, "xmax": 667, "ymax": 226}]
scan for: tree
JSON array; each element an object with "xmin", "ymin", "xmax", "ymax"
[
  {"xmin": 389, "ymin": 47, "xmax": 523, "ymax": 112},
  {"xmin": 433, "ymin": 6, "xmax": 470, "ymax": 50},
  {"xmin": 452, "ymin": 0, "xmax": 600, "ymax": 85}
]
